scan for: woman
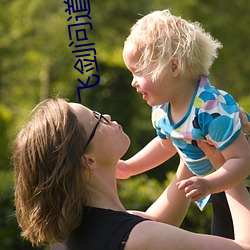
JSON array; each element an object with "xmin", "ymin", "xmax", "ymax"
[{"xmin": 13, "ymin": 98, "xmax": 250, "ymax": 249}]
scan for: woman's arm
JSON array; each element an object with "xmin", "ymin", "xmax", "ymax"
[
  {"xmin": 225, "ymin": 184, "xmax": 250, "ymax": 245},
  {"xmin": 125, "ymin": 183, "xmax": 250, "ymax": 250},
  {"xmin": 145, "ymin": 159, "xmax": 192, "ymax": 226},
  {"xmin": 128, "ymin": 159, "xmax": 193, "ymax": 226}
]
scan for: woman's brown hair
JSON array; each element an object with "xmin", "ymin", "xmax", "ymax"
[{"xmin": 13, "ymin": 98, "xmax": 88, "ymax": 246}]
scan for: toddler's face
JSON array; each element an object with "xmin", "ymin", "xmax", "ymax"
[{"xmin": 123, "ymin": 43, "xmax": 173, "ymax": 106}]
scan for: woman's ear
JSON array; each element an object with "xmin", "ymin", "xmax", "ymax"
[
  {"xmin": 170, "ymin": 57, "xmax": 180, "ymax": 77},
  {"xmin": 82, "ymin": 155, "xmax": 97, "ymax": 169}
]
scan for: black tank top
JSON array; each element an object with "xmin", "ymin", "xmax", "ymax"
[{"xmin": 66, "ymin": 206, "xmax": 148, "ymax": 250}]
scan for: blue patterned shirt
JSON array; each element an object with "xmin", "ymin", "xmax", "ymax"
[{"xmin": 152, "ymin": 75, "xmax": 242, "ymax": 176}]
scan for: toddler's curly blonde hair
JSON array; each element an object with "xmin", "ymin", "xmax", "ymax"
[{"xmin": 125, "ymin": 10, "xmax": 222, "ymax": 81}]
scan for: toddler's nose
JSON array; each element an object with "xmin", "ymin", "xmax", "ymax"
[{"xmin": 131, "ymin": 77, "xmax": 138, "ymax": 88}]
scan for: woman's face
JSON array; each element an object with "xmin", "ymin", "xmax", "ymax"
[{"xmin": 68, "ymin": 103, "xmax": 130, "ymax": 160}]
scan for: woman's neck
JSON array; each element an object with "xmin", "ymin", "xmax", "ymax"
[{"xmin": 84, "ymin": 165, "xmax": 126, "ymax": 212}]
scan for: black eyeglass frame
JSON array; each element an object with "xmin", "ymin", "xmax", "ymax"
[{"xmin": 83, "ymin": 111, "xmax": 109, "ymax": 151}]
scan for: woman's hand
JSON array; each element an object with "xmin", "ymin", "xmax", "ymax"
[{"xmin": 239, "ymin": 107, "xmax": 250, "ymax": 140}]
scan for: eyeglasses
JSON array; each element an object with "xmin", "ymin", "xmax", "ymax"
[{"xmin": 84, "ymin": 111, "xmax": 110, "ymax": 151}]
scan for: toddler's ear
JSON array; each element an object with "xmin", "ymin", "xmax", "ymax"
[
  {"xmin": 171, "ymin": 57, "xmax": 180, "ymax": 76},
  {"xmin": 171, "ymin": 63, "xmax": 178, "ymax": 72}
]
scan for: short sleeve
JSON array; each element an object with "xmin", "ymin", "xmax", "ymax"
[
  {"xmin": 197, "ymin": 89, "xmax": 241, "ymax": 150},
  {"xmin": 151, "ymin": 105, "xmax": 169, "ymax": 140}
]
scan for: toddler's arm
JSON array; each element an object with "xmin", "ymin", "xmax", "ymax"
[
  {"xmin": 116, "ymin": 137, "xmax": 176, "ymax": 179},
  {"xmin": 178, "ymin": 132, "xmax": 250, "ymax": 201}
]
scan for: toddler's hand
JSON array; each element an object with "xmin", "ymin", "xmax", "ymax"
[
  {"xmin": 116, "ymin": 160, "xmax": 131, "ymax": 179},
  {"xmin": 177, "ymin": 176, "xmax": 211, "ymax": 202}
]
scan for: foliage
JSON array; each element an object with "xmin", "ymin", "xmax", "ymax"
[
  {"xmin": 0, "ymin": 0, "xmax": 249, "ymax": 248},
  {"xmin": 0, "ymin": 171, "xmax": 44, "ymax": 249},
  {"xmin": 118, "ymin": 171, "xmax": 212, "ymax": 234},
  {"xmin": 0, "ymin": 104, "xmax": 13, "ymax": 170},
  {"xmin": 239, "ymin": 95, "xmax": 250, "ymax": 112},
  {"xmin": 119, "ymin": 174, "xmax": 163, "ymax": 210}
]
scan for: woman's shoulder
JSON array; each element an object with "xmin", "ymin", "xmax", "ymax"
[{"xmin": 66, "ymin": 206, "xmax": 148, "ymax": 250}]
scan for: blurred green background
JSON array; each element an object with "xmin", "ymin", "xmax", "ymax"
[{"xmin": 0, "ymin": 0, "xmax": 249, "ymax": 249}]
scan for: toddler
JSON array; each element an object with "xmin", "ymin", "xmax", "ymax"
[{"xmin": 118, "ymin": 9, "xmax": 250, "ymax": 238}]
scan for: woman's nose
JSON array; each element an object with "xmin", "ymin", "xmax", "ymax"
[{"xmin": 103, "ymin": 114, "xmax": 111, "ymax": 123}]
